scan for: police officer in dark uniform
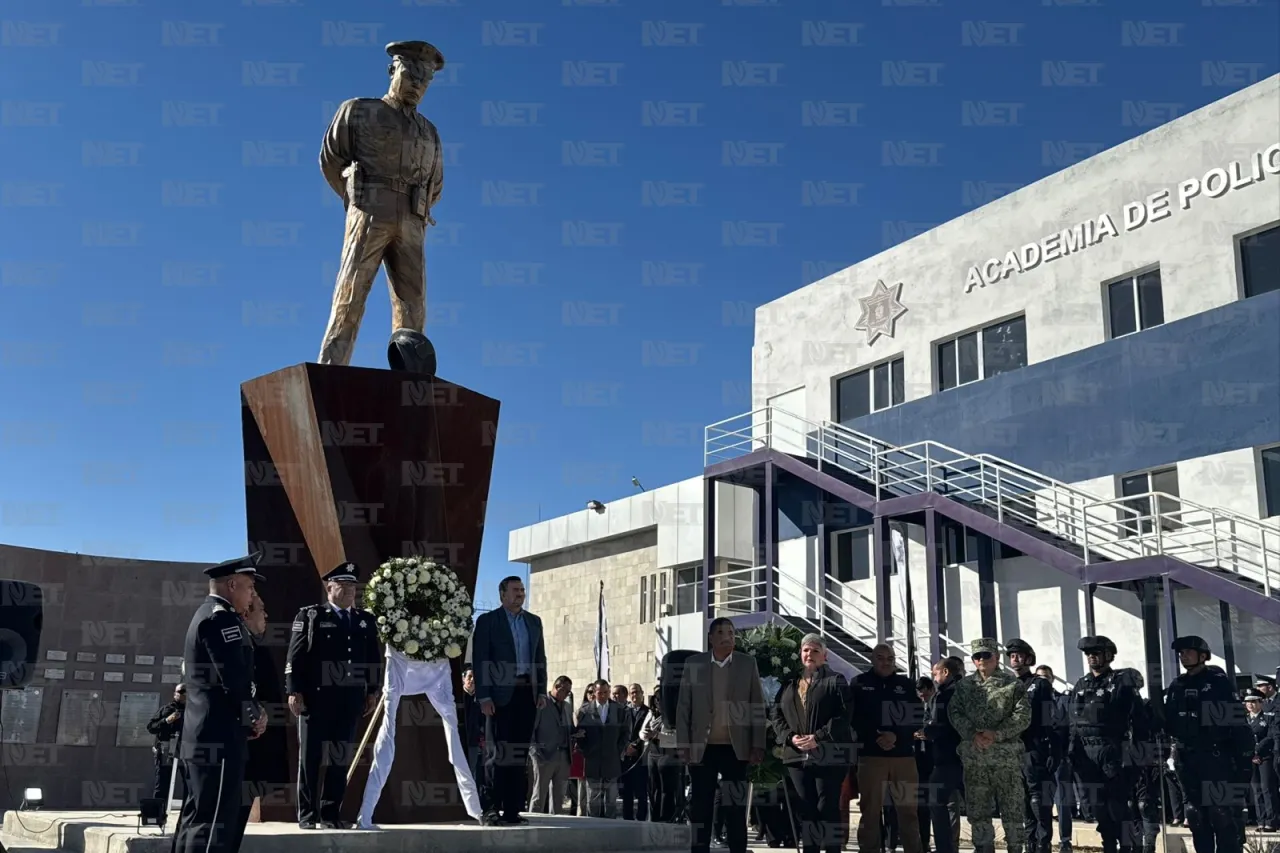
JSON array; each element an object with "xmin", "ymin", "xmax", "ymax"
[
  {"xmin": 1068, "ymin": 636, "xmax": 1147, "ymax": 853},
  {"xmin": 285, "ymin": 562, "xmax": 381, "ymax": 829},
  {"xmin": 173, "ymin": 554, "xmax": 265, "ymax": 853},
  {"xmin": 1006, "ymin": 639, "xmax": 1058, "ymax": 853},
  {"xmin": 1255, "ymin": 674, "xmax": 1280, "ymax": 831},
  {"xmin": 1163, "ymin": 636, "xmax": 1254, "ymax": 853},
  {"xmin": 1114, "ymin": 669, "xmax": 1161, "ymax": 853}
]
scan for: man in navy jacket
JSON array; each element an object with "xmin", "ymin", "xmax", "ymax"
[{"xmin": 470, "ymin": 576, "xmax": 547, "ymax": 826}]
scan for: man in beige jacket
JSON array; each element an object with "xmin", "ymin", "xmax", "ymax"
[{"xmin": 676, "ymin": 617, "xmax": 766, "ymax": 853}]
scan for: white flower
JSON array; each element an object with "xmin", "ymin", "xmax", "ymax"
[
  {"xmin": 445, "ymin": 643, "xmax": 462, "ymax": 659},
  {"xmin": 417, "ymin": 628, "xmax": 427, "ymax": 639},
  {"xmin": 404, "ymin": 639, "xmax": 420, "ymax": 655},
  {"xmin": 383, "ymin": 595, "xmax": 395, "ymax": 608},
  {"xmin": 395, "ymin": 619, "xmax": 409, "ymax": 633},
  {"xmin": 770, "ymin": 656, "xmax": 781, "ymax": 667},
  {"xmin": 392, "ymin": 571, "xmax": 404, "ymax": 583},
  {"xmin": 377, "ymin": 616, "xmax": 387, "ymax": 625},
  {"xmin": 406, "ymin": 572, "xmax": 418, "ymax": 584}
]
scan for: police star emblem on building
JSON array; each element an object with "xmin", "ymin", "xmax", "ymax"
[{"xmin": 853, "ymin": 280, "xmax": 908, "ymax": 345}]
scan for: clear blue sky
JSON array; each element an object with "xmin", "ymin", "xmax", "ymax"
[{"xmin": 1, "ymin": 0, "xmax": 1276, "ymax": 601}]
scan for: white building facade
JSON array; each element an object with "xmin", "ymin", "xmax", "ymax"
[{"xmin": 510, "ymin": 76, "xmax": 1280, "ymax": 692}]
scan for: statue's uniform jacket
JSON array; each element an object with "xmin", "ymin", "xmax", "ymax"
[{"xmin": 318, "ymin": 95, "xmax": 444, "ymax": 367}]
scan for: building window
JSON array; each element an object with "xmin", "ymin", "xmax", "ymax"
[
  {"xmin": 675, "ymin": 565, "xmax": 703, "ymax": 615},
  {"xmin": 1107, "ymin": 269, "xmax": 1165, "ymax": 338},
  {"xmin": 1241, "ymin": 224, "xmax": 1280, "ymax": 299},
  {"xmin": 835, "ymin": 358, "xmax": 905, "ymax": 423},
  {"xmin": 1262, "ymin": 446, "xmax": 1280, "ymax": 518},
  {"xmin": 648, "ymin": 573, "xmax": 658, "ymax": 623},
  {"xmin": 658, "ymin": 571, "xmax": 668, "ymax": 619},
  {"xmin": 639, "ymin": 575, "xmax": 648, "ymax": 623},
  {"xmin": 832, "ymin": 528, "xmax": 872, "ymax": 582},
  {"xmin": 1118, "ymin": 466, "xmax": 1181, "ymax": 537},
  {"xmin": 937, "ymin": 316, "xmax": 1027, "ymax": 392}
]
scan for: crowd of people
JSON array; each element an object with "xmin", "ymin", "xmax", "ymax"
[
  {"xmin": 152, "ymin": 556, "xmax": 1280, "ymax": 853},
  {"xmin": 466, "ymin": 573, "xmax": 1280, "ymax": 853}
]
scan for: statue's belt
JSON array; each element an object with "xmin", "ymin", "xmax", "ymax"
[{"xmin": 363, "ymin": 175, "xmax": 426, "ymax": 195}]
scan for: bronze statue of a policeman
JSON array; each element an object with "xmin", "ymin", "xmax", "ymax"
[{"xmin": 317, "ymin": 40, "xmax": 445, "ymax": 367}]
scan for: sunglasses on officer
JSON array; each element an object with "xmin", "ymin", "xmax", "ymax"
[{"xmin": 971, "ymin": 652, "xmax": 994, "ymax": 661}]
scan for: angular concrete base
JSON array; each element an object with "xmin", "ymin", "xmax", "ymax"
[{"xmin": 1, "ymin": 812, "xmax": 688, "ymax": 853}]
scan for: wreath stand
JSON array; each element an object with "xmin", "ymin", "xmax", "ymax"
[{"xmin": 352, "ymin": 649, "xmax": 483, "ymax": 827}]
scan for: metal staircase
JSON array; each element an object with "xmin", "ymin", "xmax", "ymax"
[{"xmin": 704, "ymin": 406, "xmax": 1280, "ymax": 641}]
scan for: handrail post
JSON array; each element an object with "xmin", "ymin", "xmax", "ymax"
[
  {"xmin": 994, "ymin": 467, "xmax": 1003, "ymax": 523},
  {"xmin": 924, "ymin": 444, "xmax": 932, "ymax": 491},
  {"xmin": 1263, "ymin": 529, "xmax": 1272, "ymax": 598},
  {"xmin": 1211, "ymin": 510, "xmax": 1221, "ymax": 568},
  {"xmin": 978, "ymin": 459, "xmax": 986, "ymax": 504},
  {"xmin": 1082, "ymin": 514, "xmax": 1091, "ymax": 566},
  {"xmin": 765, "ymin": 407, "xmax": 772, "ymax": 451}
]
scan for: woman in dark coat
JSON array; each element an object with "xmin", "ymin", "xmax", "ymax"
[
  {"xmin": 772, "ymin": 634, "xmax": 854, "ymax": 853},
  {"xmin": 228, "ymin": 593, "xmax": 290, "ymax": 850}
]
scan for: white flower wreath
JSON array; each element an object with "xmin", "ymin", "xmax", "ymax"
[{"xmin": 363, "ymin": 556, "xmax": 474, "ymax": 662}]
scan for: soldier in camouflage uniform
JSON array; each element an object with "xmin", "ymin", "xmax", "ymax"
[{"xmin": 950, "ymin": 638, "xmax": 1032, "ymax": 853}]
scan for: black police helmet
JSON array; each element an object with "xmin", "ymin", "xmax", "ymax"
[
  {"xmin": 1077, "ymin": 636, "xmax": 1117, "ymax": 656},
  {"xmin": 1171, "ymin": 635, "xmax": 1211, "ymax": 655}
]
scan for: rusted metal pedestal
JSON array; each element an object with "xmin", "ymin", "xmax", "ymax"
[{"xmin": 240, "ymin": 363, "xmax": 500, "ymax": 824}]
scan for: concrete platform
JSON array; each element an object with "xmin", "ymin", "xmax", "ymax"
[{"xmin": 1, "ymin": 812, "xmax": 688, "ymax": 853}]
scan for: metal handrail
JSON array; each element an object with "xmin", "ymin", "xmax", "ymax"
[{"xmin": 705, "ymin": 407, "xmax": 1280, "ymax": 597}]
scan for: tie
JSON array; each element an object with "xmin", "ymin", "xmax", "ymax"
[{"xmin": 340, "ymin": 609, "xmax": 349, "ymax": 628}]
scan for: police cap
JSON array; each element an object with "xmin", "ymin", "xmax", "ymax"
[
  {"xmin": 970, "ymin": 638, "xmax": 999, "ymax": 656},
  {"xmin": 1245, "ymin": 691, "xmax": 1265, "ymax": 702},
  {"xmin": 386, "ymin": 40, "xmax": 445, "ymax": 71},
  {"xmin": 322, "ymin": 561, "xmax": 359, "ymax": 583},
  {"xmin": 1077, "ymin": 636, "xmax": 1117, "ymax": 655},
  {"xmin": 1256, "ymin": 675, "xmax": 1276, "ymax": 687},
  {"xmin": 1171, "ymin": 635, "xmax": 1211, "ymax": 655},
  {"xmin": 1005, "ymin": 638, "xmax": 1035, "ymax": 657},
  {"xmin": 204, "ymin": 552, "xmax": 263, "ymax": 580}
]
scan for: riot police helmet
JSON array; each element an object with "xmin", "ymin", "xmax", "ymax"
[
  {"xmin": 1170, "ymin": 635, "xmax": 1211, "ymax": 655},
  {"xmin": 1077, "ymin": 635, "xmax": 1117, "ymax": 656},
  {"xmin": 1005, "ymin": 638, "xmax": 1036, "ymax": 662}
]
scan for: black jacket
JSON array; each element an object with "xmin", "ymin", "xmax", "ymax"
[
  {"xmin": 179, "ymin": 594, "xmax": 257, "ymax": 760},
  {"xmin": 772, "ymin": 665, "xmax": 853, "ymax": 766},
  {"xmin": 1019, "ymin": 671, "xmax": 1058, "ymax": 751},
  {"xmin": 245, "ymin": 636, "xmax": 289, "ymax": 786},
  {"xmin": 148, "ymin": 701, "xmax": 184, "ymax": 741},
  {"xmin": 285, "ymin": 602, "xmax": 381, "ymax": 701},
  {"xmin": 924, "ymin": 675, "xmax": 962, "ymax": 766},
  {"xmin": 850, "ymin": 670, "xmax": 922, "ymax": 759}
]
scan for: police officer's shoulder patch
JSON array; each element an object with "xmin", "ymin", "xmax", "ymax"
[
  {"xmin": 221, "ymin": 625, "xmax": 243, "ymax": 643},
  {"xmin": 292, "ymin": 620, "xmax": 304, "ymax": 632}
]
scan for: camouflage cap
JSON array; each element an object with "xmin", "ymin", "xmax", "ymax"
[{"xmin": 970, "ymin": 638, "xmax": 999, "ymax": 656}]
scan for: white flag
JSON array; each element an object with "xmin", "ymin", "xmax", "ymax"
[{"xmin": 594, "ymin": 580, "xmax": 610, "ymax": 681}]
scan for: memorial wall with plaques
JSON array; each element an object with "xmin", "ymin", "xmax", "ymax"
[{"xmin": 0, "ymin": 542, "xmax": 206, "ymax": 810}]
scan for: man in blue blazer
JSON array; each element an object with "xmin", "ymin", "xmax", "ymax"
[{"xmin": 470, "ymin": 575, "xmax": 547, "ymax": 825}]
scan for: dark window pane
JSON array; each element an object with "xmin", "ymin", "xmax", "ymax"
[
  {"xmin": 836, "ymin": 369, "xmax": 871, "ymax": 423},
  {"xmin": 872, "ymin": 363, "xmax": 889, "ymax": 411},
  {"xmin": 1262, "ymin": 447, "xmax": 1280, "ymax": 517},
  {"xmin": 1136, "ymin": 270, "xmax": 1165, "ymax": 329},
  {"xmin": 1120, "ymin": 474, "xmax": 1148, "ymax": 497},
  {"xmin": 890, "ymin": 358, "xmax": 905, "ymax": 406},
  {"xmin": 675, "ymin": 567, "xmax": 700, "ymax": 615},
  {"xmin": 957, "ymin": 333, "xmax": 980, "ymax": 384},
  {"xmin": 1242, "ymin": 225, "xmax": 1280, "ymax": 299},
  {"xmin": 1108, "ymin": 279, "xmax": 1137, "ymax": 338},
  {"xmin": 1149, "ymin": 466, "xmax": 1179, "ymax": 499},
  {"xmin": 982, "ymin": 317, "xmax": 1027, "ymax": 378},
  {"xmin": 850, "ymin": 529, "xmax": 871, "ymax": 581},
  {"xmin": 1150, "ymin": 467, "xmax": 1181, "ymax": 531},
  {"xmin": 938, "ymin": 341, "xmax": 957, "ymax": 391},
  {"xmin": 640, "ymin": 575, "xmax": 648, "ymax": 623},
  {"xmin": 834, "ymin": 532, "xmax": 853, "ymax": 583}
]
